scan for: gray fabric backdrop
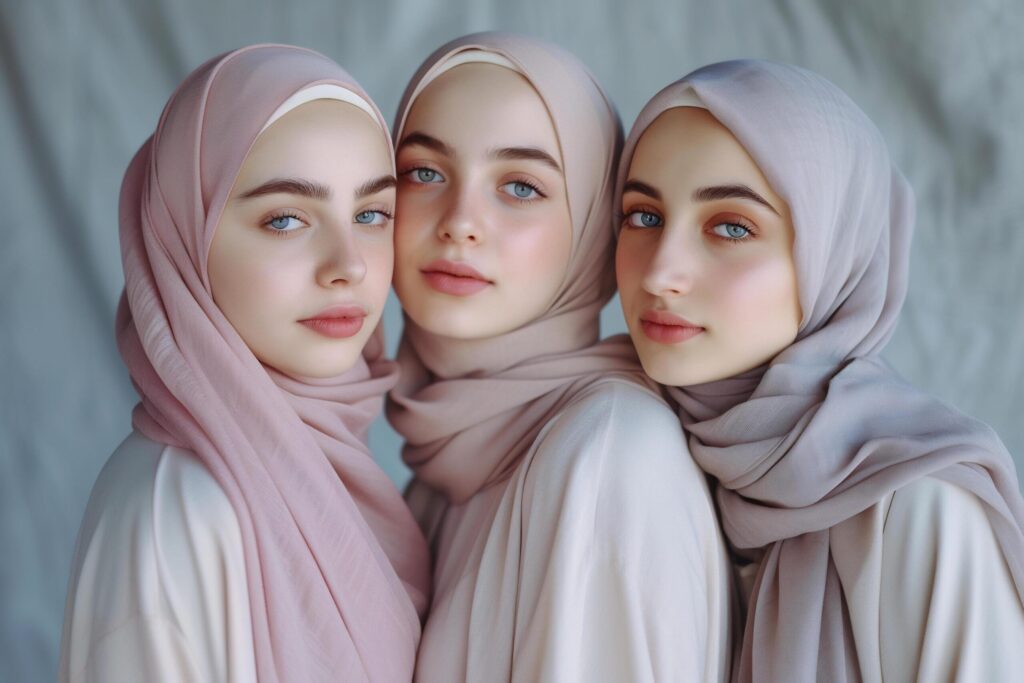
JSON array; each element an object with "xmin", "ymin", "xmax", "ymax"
[{"xmin": 2, "ymin": 1, "xmax": 1022, "ymax": 679}]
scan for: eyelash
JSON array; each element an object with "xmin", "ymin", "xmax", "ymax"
[
  {"xmin": 708, "ymin": 215, "xmax": 757, "ymax": 243},
  {"xmin": 618, "ymin": 207, "xmax": 759, "ymax": 243},
  {"xmin": 501, "ymin": 176, "xmax": 547, "ymax": 203},
  {"xmin": 262, "ymin": 211, "xmax": 307, "ymax": 237},
  {"xmin": 399, "ymin": 165, "xmax": 444, "ymax": 184},
  {"xmin": 398, "ymin": 163, "xmax": 547, "ymax": 205},
  {"xmin": 618, "ymin": 205, "xmax": 662, "ymax": 230},
  {"xmin": 354, "ymin": 207, "xmax": 394, "ymax": 226}
]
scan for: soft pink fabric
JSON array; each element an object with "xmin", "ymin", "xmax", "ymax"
[
  {"xmin": 617, "ymin": 59, "xmax": 1024, "ymax": 682},
  {"xmin": 115, "ymin": 44, "xmax": 429, "ymax": 682},
  {"xmin": 386, "ymin": 32, "xmax": 650, "ymax": 505}
]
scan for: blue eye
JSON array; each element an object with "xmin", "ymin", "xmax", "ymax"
[
  {"xmin": 711, "ymin": 222, "xmax": 751, "ymax": 240},
  {"xmin": 411, "ymin": 168, "xmax": 443, "ymax": 184},
  {"xmin": 354, "ymin": 210, "xmax": 390, "ymax": 225},
  {"xmin": 500, "ymin": 181, "xmax": 540, "ymax": 200},
  {"xmin": 266, "ymin": 215, "xmax": 304, "ymax": 232},
  {"xmin": 626, "ymin": 211, "xmax": 663, "ymax": 228}
]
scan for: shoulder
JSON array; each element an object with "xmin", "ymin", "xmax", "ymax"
[
  {"xmin": 62, "ymin": 432, "xmax": 252, "ymax": 682},
  {"xmin": 874, "ymin": 479, "xmax": 1024, "ymax": 680},
  {"xmin": 150, "ymin": 438, "xmax": 244, "ymax": 561},
  {"xmin": 884, "ymin": 476, "xmax": 996, "ymax": 540},
  {"xmin": 68, "ymin": 431, "xmax": 246, "ymax": 602},
  {"xmin": 543, "ymin": 378, "xmax": 685, "ymax": 454},
  {"xmin": 879, "ymin": 476, "xmax": 1020, "ymax": 599},
  {"xmin": 79, "ymin": 431, "xmax": 243, "ymax": 563},
  {"xmin": 526, "ymin": 378, "xmax": 709, "ymax": 504}
]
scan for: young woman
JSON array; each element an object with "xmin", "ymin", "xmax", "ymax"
[
  {"xmin": 615, "ymin": 59, "xmax": 1024, "ymax": 681},
  {"xmin": 386, "ymin": 33, "xmax": 732, "ymax": 682},
  {"xmin": 59, "ymin": 45, "xmax": 429, "ymax": 682}
]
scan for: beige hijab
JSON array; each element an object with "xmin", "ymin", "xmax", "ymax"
[{"xmin": 386, "ymin": 32, "xmax": 651, "ymax": 504}]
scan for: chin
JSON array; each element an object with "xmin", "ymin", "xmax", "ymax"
[
  {"xmin": 634, "ymin": 343, "xmax": 710, "ymax": 387},
  {"xmin": 404, "ymin": 302, "xmax": 501, "ymax": 340},
  {"xmin": 638, "ymin": 355, "xmax": 686, "ymax": 386},
  {"xmin": 278, "ymin": 346, "xmax": 365, "ymax": 380}
]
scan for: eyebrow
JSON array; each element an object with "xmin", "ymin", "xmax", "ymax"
[
  {"xmin": 237, "ymin": 175, "xmax": 396, "ymax": 203},
  {"xmin": 622, "ymin": 179, "xmax": 661, "ymax": 201},
  {"xmin": 490, "ymin": 146, "xmax": 562, "ymax": 173},
  {"xmin": 354, "ymin": 174, "xmax": 397, "ymax": 199},
  {"xmin": 397, "ymin": 131, "xmax": 455, "ymax": 157},
  {"xmin": 239, "ymin": 177, "xmax": 331, "ymax": 201},
  {"xmin": 622, "ymin": 179, "xmax": 780, "ymax": 216},
  {"xmin": 399, "ymin": 131, "xmax": 562, "ymax": 174},
  {"xmin": 694, "ymin": 184, "xmax": 780, "ymax": 215}
]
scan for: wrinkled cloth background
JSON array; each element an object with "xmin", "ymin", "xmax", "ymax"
[{"xmin": 2, "ymin": 1, "xmax": 1021, "ymax": 680}]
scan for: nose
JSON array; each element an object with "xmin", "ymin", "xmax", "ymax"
[
  {"xmin": 641, "ymin": 228, "xmax": 696, "ymax": 297},
  {"xmin": 317, "ymin": 223, "xmax": 366, "ymax": 287},
  {"xmin": 437, "ymin": 183, "xmax": 483, "ymax": 245}
]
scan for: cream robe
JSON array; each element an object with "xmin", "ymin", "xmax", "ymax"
[
  {"xmin": 735, "ymin": 476, "xmax": 1024, "ymax": 682},
  {"xmin": 59, "ymin": 431, "xmax": 255, "ymax": 683},
  {"xmin": 409, "ymin": 379, "xmax": 734, "ymax": 682}
]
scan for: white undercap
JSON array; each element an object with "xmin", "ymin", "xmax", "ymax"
[
  {"xmin": 406, "ymin": 49, "xmax": 520, "ymax": 108},
  {"xmin": 259, "ymin": 84, "xmax": 379, "ymax": 134}
]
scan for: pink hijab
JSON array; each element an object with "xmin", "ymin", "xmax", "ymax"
[
  {"xmin": 115, "ymin": 44, "xmax": 429, "ymax": 681},
  {"xmin": 386, "ymin": 33, "xmax": 651, "ymax": 505},
  {"xmin": 618, "ymin": 60, "xmax": 1024, "ymax": 681}
]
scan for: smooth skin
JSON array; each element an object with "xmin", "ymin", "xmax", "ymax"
[
  {"xmin": 209, "ymin": 99, "xmax": 396, "ymax": 378},
  {"xmin": 616, "ymin": 106, "xmax": 803, "ymax": 387},
  {"xmin": 393, "ymin": 63, "xmax": 573, "ymax": 340}
]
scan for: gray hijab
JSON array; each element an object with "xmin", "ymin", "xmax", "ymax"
[{"xmin": 617, "ymin": 60, "xmax": 1024, "ymax": 681}]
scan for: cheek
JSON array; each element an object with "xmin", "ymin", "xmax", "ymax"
[
  {"xmin": 714, "ymin": 254, "xmax": 800, "ymax": 337},
  {"xmin": 615, "ymin": 235, "xmax": 649, "ymax": 299},
  {"xmin": 497, "ymin": 208, "xmax": 571, "ymax": 286},
  {"xmin": 360, "ymin": 236, "xmax": 395, "ymax": 304},
  {"xmin": 395, "ymin": 192, "xmax": 437, "ymax": 247},
  {"xmin": 394, "ymin": 197, "xmax": 436, "ymax": 284},
  {"xmin": 211, "ymin": 242, "xmax": 306, "ymax": 325}
]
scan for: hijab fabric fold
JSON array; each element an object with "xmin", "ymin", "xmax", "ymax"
[
  {"xmin": 617, "ymin": 59, "xmax": 1024, "ymax": 682},
  {"xmin": 115, "ymin": 44, "xmax": 429, "ymax": 682},
  {"xmin": 386, "ymin": 32, "xmax": 651, "ymax": 505}
]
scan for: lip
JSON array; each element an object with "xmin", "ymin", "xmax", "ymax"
[
  {"xmin": 298, "ymin": 304, "xmax": 367, "ymax": 339},
  {"xmin": 639, "ymin": 309, "xmax": 705, "ymax": 345},
  {"xmin": 421, "ymin": 259, "xmax": 492, "ymax": 297}
]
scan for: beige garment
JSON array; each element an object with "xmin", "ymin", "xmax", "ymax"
[
  {"xmin": 59, "ymin": 431, "xmax": 255, "ymax": 683},
  {"xmin": 735, "ymin": 476, "xmax": 1024, "ymax": 682},
  {"xmin": 409, "ymin": 380, "xmax": 733, "ymax": 682}
]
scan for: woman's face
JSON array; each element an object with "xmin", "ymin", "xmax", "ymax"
[
  {"xmin": 393, "ymin": 62, "xmax": 573, "ymax": 340},
  {"xmin": 615, "ymin": 106, "xmax": 802, "ymax": 387},
  {"xmin": 209, "ymin": 99, "xmax": 395, "ymax": 379}
]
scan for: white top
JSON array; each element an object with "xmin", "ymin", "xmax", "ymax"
[
  {"xmin": 408, "ymin": 379, "xmax": 734, "ymax": 682},
  {"xmin": 59, "ymin": 431, "xmax": 256, "ymax": 683},
  {"xmin": 735, "ymin": 476, "xmax": 1024, "ymax": 681}
]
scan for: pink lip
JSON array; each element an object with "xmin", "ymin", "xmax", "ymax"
[
  {"xmin": 421, "ymin": 259, "xmax": 492, "ymax": 297},
  {"xmin": 639, "ymin": 309, "xmax": 705, "ymax": 344},
  {"xmin": 299, "ymin": 305, "xmax": 367, "ymax": 339}
]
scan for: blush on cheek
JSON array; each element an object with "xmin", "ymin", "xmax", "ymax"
[
  {"xmin": 719, "ymin": 256, "xmax": 800, "ymax": 351},
  {"xmin": 248, "ymin": 256, "xmax": 303, "ymax": 298},
  {"xmin": 505, "ymin": 222, "xmax": 565, "ymax": 280},
  {"xmin": 360, "ymin": 241, "xmax": 395, "ymax": 306},
  {"xmin": 395, "ymin": 195, "xmax": 440, "ymax": 249},
  {"xmin": 614, "ymin": 238, "xmax": 649, "ymax": 297}
]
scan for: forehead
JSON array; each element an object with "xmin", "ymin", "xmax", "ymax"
[
  {"xmin": 237, "ymin": 100, "xmax": 391, "ymax": 182},
  {"xmin": 403, "ymin": 62, "xmax": 559, "ymax": 153},
  {"xmin": 630, "ymin": 107, "xmax": 765, "ymax": 183},
  {"xmin": 626, "ymin": 106, "xmax": 791, "ymax": 221}
]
